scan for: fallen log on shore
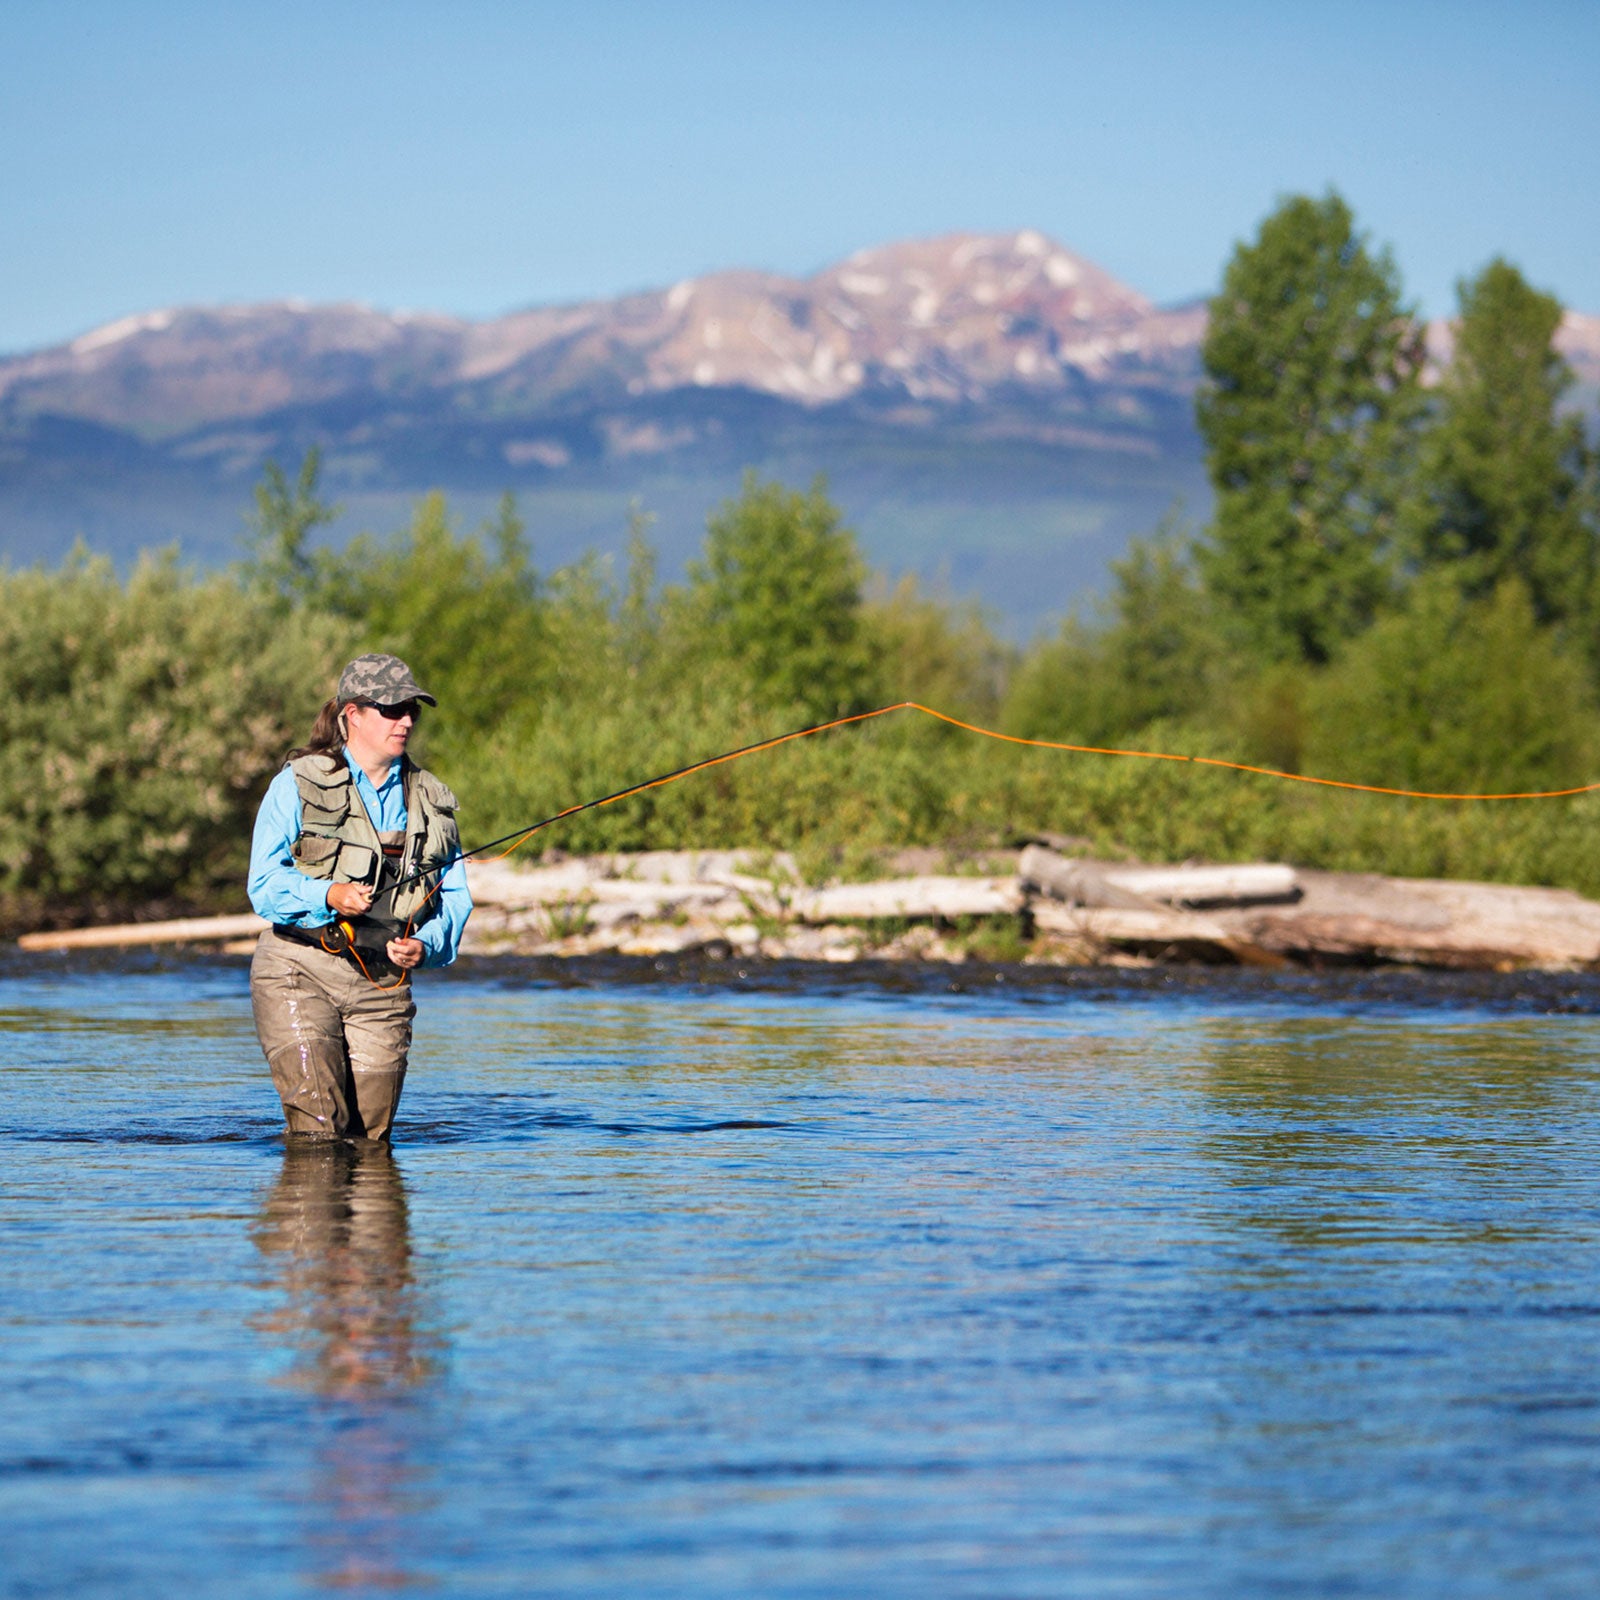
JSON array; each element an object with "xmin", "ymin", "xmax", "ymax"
[
  {"xmin": 789, "ymin": 877, "xmax": 1023, "ymax": 922},
  {"xmin": 1020, "ymin": 845, "xmax": 1301, "ymax": 909},
  {"xmin": 1030, "ymin": 903, "xmax": 1292, "ymax": 968},
  {"xmin": 1017, "ymin": 847, "xmax": 1160, "ymax": 910},
  {"xmin": 1219, "ymin": 871, "xmax": 1600, "ymax": 971},
  {"xmin": 18, "ymin": 913, "xmax": 268, "ymax": 952}
]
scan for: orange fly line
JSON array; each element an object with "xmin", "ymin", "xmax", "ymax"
[{"xmin": 459, "ymin": 698, "xmax": 1600, "ymax": 876}]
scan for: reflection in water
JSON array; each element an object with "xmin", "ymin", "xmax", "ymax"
[
  {"xmin": 1179, "ymin": 1016, "xmax": 1600, "ymax": 1549},
  {"xmin": 252, "ymin": 1141, "xmax": 442, "ymax": 1591},
  {"xmin": 1193, "ymin": 1019, "xmax": 1585, "ymax": 1254}
]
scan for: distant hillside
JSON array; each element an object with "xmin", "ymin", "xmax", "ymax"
[{"xmin": 2, "ymin": 231, "xmax": 1594, "ymax": 632}]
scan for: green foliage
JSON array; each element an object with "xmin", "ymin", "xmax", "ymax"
[
  {"xmin": 1197, "ymin": 191, "xmax": 1425, "ymax": 664},
  {"xmin": 863, "ymin": 575, "xmax": 1012, "ymax": 721},
  {"xmin": 1003, "ymin": 520, "xmax": 1223, "ymax": 745},
  {"xmin": 686, "ymin": 472, "xmax": 878, "ymax": 717},
  {"xmin": 618, "ymin": 500, "xmax": 660, "ymax": 678},
  {"xmin": 241, "ymin": 447, "xmax": 339, "ymax": 609},
  {"xmin": 542, "ymin": 896, "xmax": 594, "ymax": 941},
  {"xmin": 308, "ymin": 489, "xmax": 548, "ymax": 765},
  {"xmin": 0, "ymin": 549, "xmax": 351, "ymax": 912},
  {"xmin": 948, "ymin": 914, "xmax": 1031, "ymax": 964},
  {"xmin": 1408, "ymin": 258, "xmax": 1592, "ymax": 635},
  {"xmin": 1303, "ymin": 577, "xmax": 1597, "ymax": 793}
]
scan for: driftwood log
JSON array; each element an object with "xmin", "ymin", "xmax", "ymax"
[
  {"xmin": 789, "ymin": 877, "xmax": 1023, "ymax": 922},
  {"xmin": 1020, "ymin": 845, "xmax": 1300, "ymax": 909},
  {"xmin": 1098, "ymin": 862, "xmax": 1301, "ymax": 908},
  {"xmin": 1017, "ymin": 846, "xmax": 1159, "ymax": 909},
  {"xmin": 1223, "ymin": 871, "xmax": 1600, "ymax": 970},
  {"xmin": 1031, "ymin": 903, "xmax": 1291, "ymax": 968},
  {"xmin": 18, "ymin": 914, "xmax": 267, "ymax": 952}
]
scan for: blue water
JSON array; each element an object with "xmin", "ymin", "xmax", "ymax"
[{"xmin": 3, "ymin": 954, "xmax": 1599, "ymax": 1597}]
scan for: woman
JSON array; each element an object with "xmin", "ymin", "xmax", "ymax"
[{"xmin": 248, "ymin": 653, "xmax": 472, "ymax": 1141}]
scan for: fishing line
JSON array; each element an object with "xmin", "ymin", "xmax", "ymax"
[{"xmin": 382, "ymin": 699, "xmax": 1600, "ymax": 903}]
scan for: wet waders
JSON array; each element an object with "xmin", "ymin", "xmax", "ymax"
[{"xmin": 251, "ymin": 929, "xmax": 415, "ymax": 1142}]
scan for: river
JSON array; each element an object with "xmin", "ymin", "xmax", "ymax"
[{"xmin": 3, "ymin": 953, "xmax": 1599, "ymax": 1597}]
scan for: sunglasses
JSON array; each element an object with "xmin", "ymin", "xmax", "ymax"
[{"xmin": 354, "ymin": 700, "xmax": 422, "ymax": 721}]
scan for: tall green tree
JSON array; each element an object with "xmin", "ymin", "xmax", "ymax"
[
  {"xmin": 618, "ymin": 500, "xmax": 661, "ymax": 679},
  {"xmin": 1197, "ymin": 192, "xmax": 1425, "ymax": 664},
  {"xmin": 1409, "ymin": 258, "xmax": 1592, "ymax": 636},
  {"xmin": 686, "ymin": 473, "xmax": 877, "ymax": 717}
]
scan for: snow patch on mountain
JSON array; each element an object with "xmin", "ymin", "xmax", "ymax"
[{"xmin": 71, "ymin": 309, "xmax": 176, "ymax": 355}]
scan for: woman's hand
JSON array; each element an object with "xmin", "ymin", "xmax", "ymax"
[
  {"xmin": 386, "ymin": 937, "xmax": 424, "ymax": 970},
  {"xmin": 327, "ymin": 882, "xmax": 373, "ymax": 916}
]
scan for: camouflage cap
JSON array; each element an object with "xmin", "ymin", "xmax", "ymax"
[{"xmin": 336, "ymin": 653, "xmax": 437, "ymax": 707}]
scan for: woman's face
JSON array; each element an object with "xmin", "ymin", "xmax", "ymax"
[{"xmin": 343, "ymin": 700, "xmax": 419, "ymax": 770}]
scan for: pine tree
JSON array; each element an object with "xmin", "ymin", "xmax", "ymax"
[
  {"xmin": 1197, "ymin": 193, "xmax": 1424, "ymax": 664},
  {"xmin": 1410, "ymin": 258, "xmax": 1592, "ymax": 637}
]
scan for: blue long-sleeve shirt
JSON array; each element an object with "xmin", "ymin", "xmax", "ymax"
[{"xmin": 248, "ymin": 753, "xmax": 473, "ymax": 967}]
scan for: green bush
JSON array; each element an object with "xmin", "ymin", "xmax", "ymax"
[
  {"xmin": 0, "ymin": 549, "xmax": 352, "ymax": 917},
  {"xmin": 1003, "ymin": 523, "xmax": 1224, "ymax": 746},
  {"xmin": 1303, "ymin": 576, "xmax": 1598, "ymax": 794}
]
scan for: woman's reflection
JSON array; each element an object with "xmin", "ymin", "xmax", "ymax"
[{"xmin": 252, "ymin": 1140, "xmax": 442, "ymax": 1590}]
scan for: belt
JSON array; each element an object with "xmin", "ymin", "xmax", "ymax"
[{"xmin": 272, "ymin": 922, "xmax": 395, "ymax": 958}]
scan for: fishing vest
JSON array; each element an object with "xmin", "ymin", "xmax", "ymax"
[{"xmin": 287, "ymin": 753, "xmax": 460, "ymax": 943}]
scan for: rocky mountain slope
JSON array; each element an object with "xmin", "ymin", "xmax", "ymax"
[{"xmin": 0, "ymin": 231, "xmax": 1204, "ymax": 441}]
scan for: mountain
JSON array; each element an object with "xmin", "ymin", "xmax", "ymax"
[
  {"xmin": 2, "ymin": 231, "xmax": 1594, "ymax": 633},
  {"xmin": 0, "ymin": 231, "xmax": 1205, "ymax": 435}
]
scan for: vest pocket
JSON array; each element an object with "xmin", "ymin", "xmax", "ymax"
[
  {"xmin": 337, "ymin": 844, "xmax": 378, "ymax": 886},
  {"xmin": 291, "ymin": 834, "xmax": 341, "ymax": 877},
  {"xmin": 299, "ymin": 796, "xmax": 350, "ymax": 828}
]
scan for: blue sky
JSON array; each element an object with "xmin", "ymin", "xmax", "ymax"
[{"xmin": 3, "ymin": 0, "xmax": 1596, "ymax": 355}]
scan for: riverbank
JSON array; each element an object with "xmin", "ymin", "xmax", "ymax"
[
  {"xmin": 22, "ymin": 845, "xmax": 1600, "ymax": 972},
  {"xmin": 457, "ymin": 846, "xmax": 1600, "ymax": 971}
]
